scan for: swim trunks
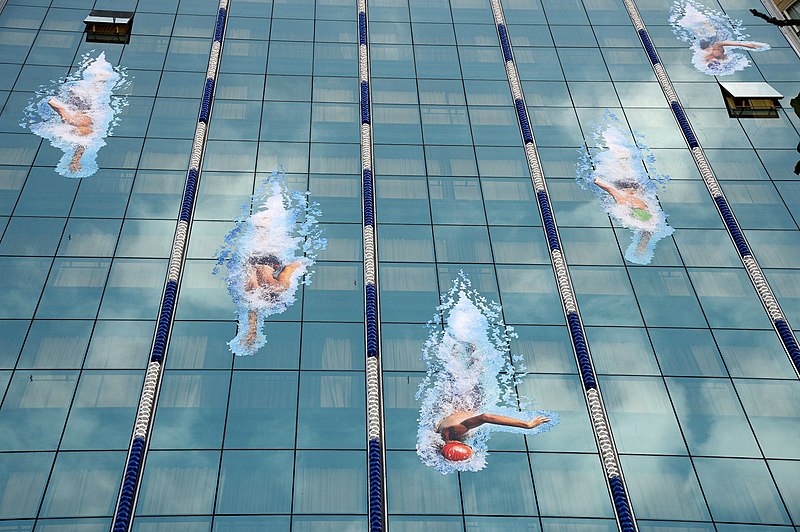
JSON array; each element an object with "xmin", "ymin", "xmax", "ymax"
[{"xmin": 631, "ymin": 208, "xmax": 653, "ymax": 222}]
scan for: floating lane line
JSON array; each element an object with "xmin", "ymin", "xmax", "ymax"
[
  {"xmin": 359, "ymin": 1, "xmax": 387, "ymax": 530},
  {"xmin": 490, "ymin": 1, "xmax": 638, "ymax": 530},
  {"xmin": 621, "ymin": 0, "xmax": 800, "ymax": 379},
  {"xmin": 109, "ymin": 2, "xmax": 229, "ymax": 530}
]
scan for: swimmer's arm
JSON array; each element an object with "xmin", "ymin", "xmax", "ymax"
[
  {"xmin": 592, "ymin": 178, "xmax": 627, "ymax": 204},
  {"xmin": 718, "ymin": 41, "xmax": 763, "ymax": 49},
  {"xmin": 592, "ymin": 177, "xmax": 613, "ymax": 194},
  {"xmin": 462, "ymin": 413, "xmax": 550, "ymax": 431}
]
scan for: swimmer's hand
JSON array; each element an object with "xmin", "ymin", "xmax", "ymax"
[{"xmin": 527, "ymin": 416, "xmax": 550, "ymax": 428}]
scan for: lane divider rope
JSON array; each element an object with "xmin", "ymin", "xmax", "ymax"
[
  {"xmin": 490, "ymin": 1, "xmax": 637, "ymax": 530},
  {"xmin": 109, "ymin": 2, "xmax": 229, "ymax": 530},
  {"xmin": 621, "ymin": 0, "xmax": 800, "ymax": 378},
  {"xmin": 358, "ymin": 1, "xmax": 387, "ymax": 530}
]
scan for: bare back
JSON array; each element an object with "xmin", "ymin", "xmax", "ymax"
[{"xmin": 436, "ymin": 412, "xmax": 474, "ymax": 441}]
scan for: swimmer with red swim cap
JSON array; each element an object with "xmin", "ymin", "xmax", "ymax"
[
  {"xmin": 437, "ymin": 411, "xmax": 550, "ymax": 461},
  {"xmin": 416, "ymin": 276, "xmax": 559, "ymax": 473}
]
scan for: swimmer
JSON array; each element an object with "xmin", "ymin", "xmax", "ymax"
[
  {"xmin": 47, "ymin": 98, "xmax": 92, "ymax": 173},
  {"xmin": 690, "ymin": 13, "xmax": 765, "ymax": 64},
  {"xmin": 23, "ymin": 53, "xmax": 123, "ymax": 178},
  {"xmin": 671, "ymin": 0, "xmax": 770, "ymax": 75},
  {"xmin": 577, "ymin": 111, "xmax": 673, "ymax": 265},
  {"xmin": 437, "ymin": 412, "xmax": 550, "ymax": 461},
  {"xmin": 433, "ymin": 340, "xmax": 551, "ymax": 462},
  {"xmin": 415, "ymin": 277, "xmax": 559, "ymax": 473},
  {"xmin": 242, "ymin": 254, "xmax": 303, "ymax": 347},
  {"xmin": 215, "ymin": 170, "xmax": 326, "ymax": 357}
]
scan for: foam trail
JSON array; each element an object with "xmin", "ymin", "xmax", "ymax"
[
  {"xmin": 577, "ymin": 111, "xmax": 674, "ymax": 265},
  {"xmin": 670, "ymin": 0, "xmax": 769, "ymax": 76},
  {"xmin": 416, "ymin": 273, "xmax": 558, "ymax": 474},
  {"xmin": 214, "ymin": 169, "xmax": 326, "ymax": 357},
  {"xmin": 22, "ymin": 52, "xmax": 127, "ymax": 178}
]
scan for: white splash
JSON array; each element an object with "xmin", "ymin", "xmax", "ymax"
[
  {"xmin": 416, "ymin": 273, "xmax": 558, "ymax": 474},
  {"xmin": 21, "ymin": 52, "xmax": 128, "ymax": 178},
  {"xmin": 214, "ymin": 169, "xmax": 326, "ymax": 357},
  {"xmin": 670, "ymin": 0, "xmax": 769, "ymax": 76},
  {"xmin": 577, "ymin": 111, "xmax": 674, "ymax": 265}
]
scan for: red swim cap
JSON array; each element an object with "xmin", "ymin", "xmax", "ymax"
[{"xmin": 441, "ymin": 441, "xmax": 473, "ymax": 462}]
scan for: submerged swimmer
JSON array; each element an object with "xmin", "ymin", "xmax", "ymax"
[
  {"xmin": 693, "ymin": 17, "xmax": 766, "ymax": 71},
  {"xmin": 242, "ymin": 253, "xmax": 303, "ymax": 347},
  {"xmin": 432, "ymin": 340, "xmax": 552, "ymax": 462}
]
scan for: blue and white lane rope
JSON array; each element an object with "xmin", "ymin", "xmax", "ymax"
[
  {"xmin": 490, "ymin": 1, "xmax": 637, "ymax": 530},
  {"xmin": 358, "ymin": 1, "xmax": 387, "ymax": 530},
  {"xmin": 621, "ymin": 0, "xmax": 800, "ymax": 379},
  {"xmin": 110, "ymin": 3, "xmax": 229, "ymax": 531}
]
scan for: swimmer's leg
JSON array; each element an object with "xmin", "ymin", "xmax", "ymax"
[
  {"xmin": 69, "ymin": 145, "xmax": 85, "ymax": 174},
  {"xmin": 229, "ymin": 307, "xmax": 263, "ymax": 356},
  {"xmin": 635, "ymin": 231, "xmax": 653, "ymax": 256},
  {"xmin": 245, "ymin": 310, "xmax": 258, "ymax": 347}
]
